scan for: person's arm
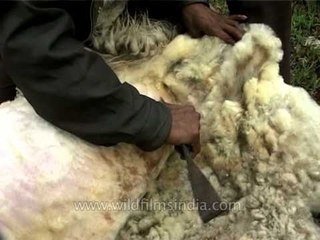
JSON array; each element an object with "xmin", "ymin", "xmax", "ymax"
[
  {"xmin": 0, "ymin": 1, "xmax": 171, "ymax": 151},
  {"xmin": 127, "ymin": 0, "xmax": 209, "ymax": 22},
  {"xmin": 129, "ymin": 0, "xmax": 246, "ymax": 44},
  {"xmin": 0, "ymin": 59, "xmax": 16, "ymax": 103}
]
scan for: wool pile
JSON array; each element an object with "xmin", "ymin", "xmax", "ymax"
[
  {"xmin": 111, "ymin": 26, "xmax": 320, "ymax": 239},
  {"xmin": 0, "ymin": 2, "xmax": 320, "ymax": 240},
  {"xmin": 94, "ymin": 4, "xmax": 320, "ymax": 239}
]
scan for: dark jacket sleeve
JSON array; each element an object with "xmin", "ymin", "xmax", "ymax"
[{"xmin": 0, "ymin": 1, "xmax": 171, "ymax": 151}]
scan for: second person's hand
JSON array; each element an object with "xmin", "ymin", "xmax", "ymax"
[{"xmin": 182, "ymin": 3, "xmax": 247, "ymax": 44}]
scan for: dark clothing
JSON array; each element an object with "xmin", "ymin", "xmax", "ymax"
[
  {"xmin": 0, "ymin": 58, "xmax": 15, "ymax": 103},
  {"xmin": 0, "ymin": 0, "xmax": 206, "ymax": 151}
]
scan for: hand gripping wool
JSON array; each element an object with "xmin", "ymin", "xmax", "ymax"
[{"xmin": 0, "ymin": 9, "xmax": 320, "ymax": 240}]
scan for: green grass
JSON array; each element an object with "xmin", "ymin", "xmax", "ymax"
[
  {"xmin": 291, "ymin": 1, "xmax": 320, "ymax": 99},
  {"xmin": 211, "ymin": 0, "xmax": 320, "ymax": 100}
]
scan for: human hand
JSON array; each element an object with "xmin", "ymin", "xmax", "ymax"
[
  {"xmin": 165, "ymin": 103, "xmax": 201, "ymax": 157},
  {"xmin": 182, "ymin": 3, "xmax": 247, "ymax": 44}
]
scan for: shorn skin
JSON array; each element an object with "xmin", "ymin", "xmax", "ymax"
[
  {"xmin": 0, "ymin": 6, "xmax": 320, "ymax": 240},
  {"xmin": 0, "ymin": 97, "xmax": 172, "ymax": 240}
]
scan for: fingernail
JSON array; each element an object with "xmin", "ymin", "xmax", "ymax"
[{"xmin": 241, "ymin": 15, "xmax": 248, "ymax": 19}]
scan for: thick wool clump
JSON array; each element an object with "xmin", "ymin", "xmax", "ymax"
[
  {"xmin": 108, "ymin": 23, "xmax": 320, "ymax": 240},
  {"xmin": 1, "ymin": 4, "xmax": 320, "ymax": 240},
  {"xmin": 93, "ymin": 0, "xmax": 177, "ymax": 58}
]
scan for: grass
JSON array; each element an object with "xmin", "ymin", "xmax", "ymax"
[
  {"xmin": 291, "ymin": 1, "xmax": 320, "ymax": 99},
  {"xmin": 211, "ymin": 0, "xmax": 320, "ymax": 101}
]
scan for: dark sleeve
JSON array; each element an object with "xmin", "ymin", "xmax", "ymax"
[{"xmin": 0, "ymin": 1, "xmax": 171, "ymax": 151}]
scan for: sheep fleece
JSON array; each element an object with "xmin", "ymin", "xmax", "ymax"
[{"xmin": 1, "ymin": 24, "xmax": 320, "ymax": 240}]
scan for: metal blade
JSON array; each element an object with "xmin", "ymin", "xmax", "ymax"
[{"xmin": 178, "ymin": 145, "xmax": 226, "ymax": 223}]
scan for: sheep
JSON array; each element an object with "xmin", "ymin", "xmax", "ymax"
[
  {"xmin": 96, "ymin": 3, "xmax": 320, "ymax": 239},
  {"xmin": 0, "ymin": 3, "xmax": 320, "ymax": 240},
  {"xmin": 0, "ymin": 94, "xmax": 173, "ymax": 240},
  {"xmin": 110, "ymin": 24, "xmax": 320, "ymax": 239}
]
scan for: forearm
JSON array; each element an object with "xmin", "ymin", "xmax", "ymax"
[{"xmin": 127, "ymin": 0, "xmax": 209, "ymax": 22}]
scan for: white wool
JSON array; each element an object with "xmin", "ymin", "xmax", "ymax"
[
  {"xmin": 0, "ymin": 6, "xmax": 320, "ymax": 240},
  {"xmin": 110, "ymin": 24, "xmax": 320, "ymax": 239},
  {"xmin": 93, "ymin": 1, "xmax": 177, "ymax": 58}
]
